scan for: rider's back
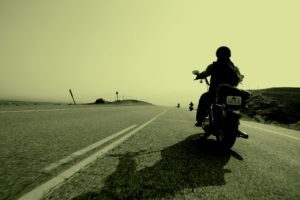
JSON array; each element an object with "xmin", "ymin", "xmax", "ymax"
[{"xmin": 209, "ymin": 60, "xmax": 240, "ymax": 91}]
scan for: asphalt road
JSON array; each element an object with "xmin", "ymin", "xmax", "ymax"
[{"xmin": 0, "ymin": 105, "xmax": 299, "ymax": 200}]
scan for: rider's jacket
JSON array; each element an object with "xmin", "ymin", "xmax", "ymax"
[{"xmin": 196, "ymin": 59, "xmax": 243, "ymax": 93}]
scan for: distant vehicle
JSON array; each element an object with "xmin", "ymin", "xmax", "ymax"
[
  {"xmin": 189, "ymin": 102, "xmax": 194, "ymax": 111},
  {"xmin": 193, "ymin": 70, "xmax": 249, "ymax": 149}
]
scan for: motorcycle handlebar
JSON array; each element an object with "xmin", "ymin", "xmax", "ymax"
[
  {"xmin": 194, "ymin": 77, "xmax": 210, "ymax": 86},
  {"xmin": 204, "ymin": 77, "xmax": 210, "ymax": 86},
  {"xmin": 192, "ymin": 70, "xmax": 210, "ymax": 85}
]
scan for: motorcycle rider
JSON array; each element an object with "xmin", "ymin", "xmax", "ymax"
[
  {"xmin": 189, "ymin": 102, "xmax": 194, "ymax": 111},
  {"xmin": 194, "ymin": 46, "xmax": 244, "ymax": 127}
]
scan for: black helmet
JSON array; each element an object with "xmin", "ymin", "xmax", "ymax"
[{"xmin": 216, "ymin": 46, "xmax": 231, "ymax": 59}]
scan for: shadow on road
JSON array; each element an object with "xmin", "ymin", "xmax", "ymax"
[{"xmin": 73, "ymin": 134, "xmax": 243, "ymax": 200}]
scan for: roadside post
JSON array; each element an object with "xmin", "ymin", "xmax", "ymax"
[
  {"xmin": 69, "ymin": 89, "xmax": 76, "ymax": 105},
  {"xmin": 116, "ymin": 91, "xmax": 119, "ymax": 101}
]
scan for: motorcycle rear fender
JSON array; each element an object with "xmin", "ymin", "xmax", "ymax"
[{"xmin": 216, "ymin": 84, "xmax": 250, "ymax": 107}]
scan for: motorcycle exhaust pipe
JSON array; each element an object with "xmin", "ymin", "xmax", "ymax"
[{"xmin": 237, "ymin": 130, "xmax": 249, "ymax": 139}]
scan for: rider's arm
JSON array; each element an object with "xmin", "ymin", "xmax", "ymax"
[
  {"xmin": 196, "ymin": 64, "xmax": 214, "ymax": 79},
  {"xmin": 235, "ymin": 66, "xmax": 244, "ymax": 83}
]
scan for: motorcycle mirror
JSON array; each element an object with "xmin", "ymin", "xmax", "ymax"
[{"xmin": 192, "ymin": 70, "xmax": 199, "ymax": 75}]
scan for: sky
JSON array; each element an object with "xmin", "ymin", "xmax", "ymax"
[{"xmin": 0, "ymin": 0, "xmax": 299, "ymax": 106}]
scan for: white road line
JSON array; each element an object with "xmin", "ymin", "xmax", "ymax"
[
  {"xmin": 43, "ymin": 124, "xmax": 137, "ymax": 172},
  {"xmin": 18, "ymin": 110, "xmax": 167, "ymax": 200},
  {"xmin": 241, "ymin": 123, "xmax": 300, "ymax": 140}
]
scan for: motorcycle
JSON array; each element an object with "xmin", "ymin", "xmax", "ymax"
[
  {"xmin": 192, "ymin": 70, "xmax": 250, "ymax": 149},
  {"xmin": 189, "ymin": 102, "xmax": 194, "ymax": 111}
]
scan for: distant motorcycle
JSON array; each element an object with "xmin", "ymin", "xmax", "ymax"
[
  {"xmin": 189, "ymin": 102, "xmax": 194, "ymax": 111},
  {"xmin": 193, "ymin": 70, "xmax": 250, "ymax": 149}
]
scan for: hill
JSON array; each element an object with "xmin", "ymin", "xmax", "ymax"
[
  {"xmin": 93, "ymin": 98, "xmax": 152, "ymax": 106},
  {"xmin": 242, "ymin": 87, "xmax": 300, "ymax": 130}
]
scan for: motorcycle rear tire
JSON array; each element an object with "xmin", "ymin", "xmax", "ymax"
[{"xmin": 218, "ymin": 118, "xmax": 238, "ymax": 149}]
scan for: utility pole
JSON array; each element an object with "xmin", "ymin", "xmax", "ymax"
[{"xmin": 69, "ymin": 89, "xmax": 76, "ymax": 105}]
